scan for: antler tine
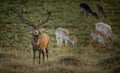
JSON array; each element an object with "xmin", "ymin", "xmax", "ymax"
[
  {"xmin": 18, "ymin": 12, "xmax": 35, "ymax": 27},
  {"xmin": 39, "ymin": 10, "xmax": 52, "ymax": 26}
]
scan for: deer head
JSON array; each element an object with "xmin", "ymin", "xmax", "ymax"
[{"xmin": 18, "ymin": 10, "xmax": 52, "ymax": 36}]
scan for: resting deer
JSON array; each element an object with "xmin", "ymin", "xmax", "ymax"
[
  {"xmin": 55, "ymin": 27, "xmax": 76, "ymax": 46},
  {"xmin": 95, "ymin": 22, "xmax": 114, "ymax": 44},
  {"xmin": 79, "ymin": 2, "xmax": 99, "ymax": 19},
  {"xmin": 18, "ymin": 10, "xmax": 52, "ymax": 64},
  {"xmin": 90, "ymin": 30, "xmax": 111, "ymax": 45},
  {"xmin": 96, "ymin": 3, "xmax": 107, "ymax": 18}
]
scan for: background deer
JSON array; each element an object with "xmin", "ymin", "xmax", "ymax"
[
  {"xmin": 95, "ymin": 22, "xmax": 114, "ymax": 44},
  {"xmin": 55, "ymin": 27, "xmax": 76, "ymax": 46},
  {"xmin": 79, "ymin": 2, "xmax": 99, "ymax": 19},
  {"xmin": 18, "ymin": 10, "xmax": 52, "ymax": 64},
  {"xmin": 96, "ymin": 3, "xmax": 107, "ymax": 18},
  {"xmin": 90, "ymin": 30, "xmax": 111, "ymax": 46}
]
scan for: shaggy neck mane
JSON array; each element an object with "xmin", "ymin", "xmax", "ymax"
[{"xmin": 33, "ymin": 35, "xmax": 39, "ymax": 43}]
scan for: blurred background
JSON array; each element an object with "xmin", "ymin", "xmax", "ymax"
[{"xmin": 0, "ymin": 0, "xmax": 120, "ymax": 73}]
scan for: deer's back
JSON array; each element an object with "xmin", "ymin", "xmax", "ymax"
[
  {"xmin": 96, "ymin": 22, "xmax": 111, "ymax": 31},
  {"xmin": 80, "ymin": 3, "xmax": 92, "ymax": 12},
  {"xmin": 55, "ymin": 28, "xmax": 69, "ymax": 35}
]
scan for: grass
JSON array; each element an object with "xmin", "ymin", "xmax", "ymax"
[{"xmin": 0, "ymin": 0, "xmax": 120, "ymax": 73}]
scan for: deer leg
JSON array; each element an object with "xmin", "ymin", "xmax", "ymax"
[
  {"xmin": 56, "ymin": 37, "xmax": 60, "ymax": 46},
  {"xmin": 60, "ymin": 38, "xmax": 63, "ymax": 46},
  {"xmin": 38, "ymin": 50, "xmax": 41, "ymax": 64},
  {"xmin": 42, "ymin": 50, "xmax": 45, "ymax": 62},
  {"xmin": 57, "ymin": 38, "xmax": 62, "ymax": 46},
  {"xmin": 85, "ymin": 11, "xmax": 89, "ymax": 17},
  {"xmin": 32, "ymin": 46, "xmax": 36, "ymax": 65},
  {"xmin": 65, "ymin": 39, "xmax": 68, "ymax": 46},
  {"xmin": 107, "ymin": 31, "xmax": 114, "ymax": 44},
  {"xmin": 80, "ymin": 8, "xmax": 84, "ymax": 17},
  {"xmin": 101, "ymin": 10, "xmax": 107, "ymax": 18},
  {"xmin": 105, "ymin": 39, "xmax": 111, "ymax": 46},
  {"xmin": 33, "ymin": 50, "xmax": 36, "ymax": 65},
  {"xmin": 110, "ymin": 33, "xmax": 114, "ymax": 44},
  {"xmin": 46, "ymin": 48, "xmax": 48, "ymax": 62}
]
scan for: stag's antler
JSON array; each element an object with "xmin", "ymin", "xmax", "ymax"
[
  {"xmin": 18, "ymin": 12, "xmax": 35, "ymax": 27},
  {"xmin": 39, "ymin": 10, "xmax": 52, "ymax": 25}
]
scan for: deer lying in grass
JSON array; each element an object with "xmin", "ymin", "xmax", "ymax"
[
  {"xmin": 55, "ymin": 27, "xmax": 76, "ymax": 46},
  {"xmin": 96, "ymin": 3, "xmax": 107, "ymax": 18},
  {"xmin": 90, "ymin": 30, "xmax": 111, "ymax": 45},
  {"xmin": 95, "ymin": 22, "xmax": 114, "ymax": 44},
  {"xmin": 18, "ymin": 10, "xmax": 52, "ymax": 64},
  {"xmin": 79, "ymin": 2, "xmax": 99, "ymax": 19}
]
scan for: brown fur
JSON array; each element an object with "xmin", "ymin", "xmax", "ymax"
[
  {"xmin": 92, "ymin": 30, "xmax": 111, "ymax": 45},
  {"xmin": 32, "ymin": 33, "xmax": 49, "ymax": 64},
  {"xmin": 32, "ymin": 33, "xmax": 49, "ymax": 49},
  {"xmin": 18, "ymin": 10, "xmax": 52, "ymax": 64},
  {"xmin": 93, "ymin": 30, "xmax": 109, "ymax": 40}
]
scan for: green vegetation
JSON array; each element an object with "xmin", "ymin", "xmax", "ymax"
[{"xmin": 0, "ymin": 0, "xmax": 120, "ymax": 73}]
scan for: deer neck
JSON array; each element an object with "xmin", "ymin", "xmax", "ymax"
[
  {"xmin": 65, "ymin": 34, "xmax": 75, "ymax": 45},
  {"xmin": 32, "ymin": 34, "xmax": 43, "ymax": 45},
  {"xmin": 33, "ymin": 35, "xmax": 39, "ymax": 43},
  {"xmin": 68, "ymin": 37, "xmax": 75, "ymax": 45}
]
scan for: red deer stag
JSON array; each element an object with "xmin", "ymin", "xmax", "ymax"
[{"xmin": 18, "ymin": 10, "xmax": 52, "ymax": 64}]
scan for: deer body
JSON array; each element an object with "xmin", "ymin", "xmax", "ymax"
[
  {"xmin": 32, "ymin": 33, "xmax": 49, "ymax": 64},
  {"xmin": 55, "ymin": 28, "xmax": 75, "ymax": 46},
  {"xmin": 80, "ymin": 3, "xmax": 98, "ymax": 19},
  {"xmin": 91, "ymin": 30, "xmax": 111, "ymax": 45},
  {"xmin": 18, "ymin": 10, "xmax": 52, "ymax": 64},
  {"xmin": 32, "ymin": 33, "xmax": 49, "ymax": 49},
  {"xmin": 96, "ymin": 3, "xmax": 107, "ymax": 18},
  {"xmin": 95, "ymin": 22, "xmax": 114, "ymax": 44}
]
